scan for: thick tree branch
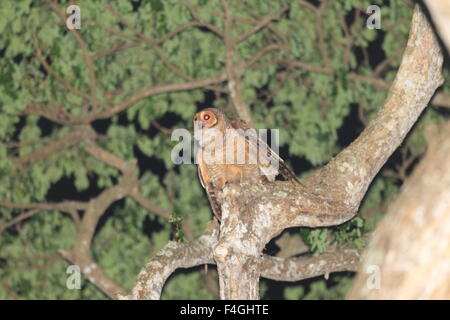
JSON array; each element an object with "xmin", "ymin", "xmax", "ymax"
[
  {"xmin": 287, "ymin": 59, "xmax": 450, "ymax": 108},
  {"xmin": 60, "ymin": 142, "xmax": 172, "ymax": 298},
  {"xmin": 126, "ymin": 220, "xmax": 220, "ymax": 300},
  {"xmin": 347, "ymin": 73, "xmax": 450, "ymax": 109},
  {"xmin": 126, "ymin": 4, "xmax": 443, "ymax": 300},
  {"xmin": 212, "ymin": 5, "xmax": 443, "ymax": 300},
  {"xmin": 59, "ymin": 249, "xmax": 126, "ymax": 298},
  {"xmin": 63, "ymin": 176, "xmax": 136, "ymax": 298},
  {"xmin": 126, "ymin": 220, "xmax": 361, "ymax": 299},
  {"xmin": 261, "ymin": 248, "xmax": 361, "ymax": 282},
  {"xmin": 250, "ymin": 4, "xmax": 443, "ymax": 232},
  {"xmin": 348, "ymin": 120, "xmax": 450, "ymax": 299}
]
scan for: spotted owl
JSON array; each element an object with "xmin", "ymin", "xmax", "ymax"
[{"xmin": 194, "ymin": 108, "xmax": 299, "ymax": 221}]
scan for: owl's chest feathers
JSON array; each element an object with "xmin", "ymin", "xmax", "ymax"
[
  {"xmin": 200, "ymin": 129, "xmax": 261, "ymax": 189},
  {"xmin": 207, "ymin": 163, "xmax": 261, "ymax": 190}
]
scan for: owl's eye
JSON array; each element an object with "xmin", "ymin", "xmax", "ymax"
[{"xmin": 203, "ymin": 114, "xmax": 211, "ymax": 121}]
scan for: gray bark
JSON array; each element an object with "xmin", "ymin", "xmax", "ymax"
[
  {"xmin": 128, "ymin": 5, "xmax": 444, "ymax": 300},
  {"xmin": 213, "ymin": 5, "xmax": 443, "ymax": 299}
]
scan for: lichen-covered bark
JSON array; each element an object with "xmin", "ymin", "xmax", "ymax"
[
  {"xmin": 128, "ymin": 218, "xmax": 362, "ymax": 299},
  {"xmin": 126, "ymin": 5, "xmax": 443, "ymax": 300},
  {"xmin": 126, "ymin": 221, "xmax": 219, "ymax": 300},
  {"xmin": 347, "ymin": 120, "xmax": 450, "ymax": 299},
  {"xmin": 298, "ymin": 3, "xmax": 444, "ymax": 227},
  {"xmin": 214, "ymin": 187, "xmax": 266, "ymax": 299},
  {"xmin": 261, "ymin": 249, "xmax": 361, "ymax": 282},
  {"xmin": 213, "ymin": 5, "xmax": 443, "ymax": 300}
]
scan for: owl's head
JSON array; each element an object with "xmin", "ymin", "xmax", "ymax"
[
  {"xmin": 193, "ymin": 108, "xmax": 225, "ymax": 148},
  {"xmin": 193, "ymin": 108, "xmax": 221, "ymax": 129}
]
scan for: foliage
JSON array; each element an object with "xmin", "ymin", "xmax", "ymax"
[{"xmin": 0, "ymin": 0, "xmax": 448, "ymax": 300}]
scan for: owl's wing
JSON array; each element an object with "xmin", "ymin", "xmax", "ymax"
[
  {"xmin": 230, "ymin": 118, "xmax": 301, "ymax": 184},
  {"xmin": 197, "ymin": 149, "xmax": 222, "ymax": 221}
]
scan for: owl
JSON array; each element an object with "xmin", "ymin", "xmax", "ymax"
[{"xmin": 194, "ymin": 108, "xmax": 300, "ymax": 221}]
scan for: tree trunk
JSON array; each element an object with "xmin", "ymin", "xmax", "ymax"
[{"xmin": 348, "ymin": 121, "xmax": 450, "ymax": 299}]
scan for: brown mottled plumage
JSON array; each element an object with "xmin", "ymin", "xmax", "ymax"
[{"xmin": 194, "ymin": 108, "xmax": 299, "ymax": 220}]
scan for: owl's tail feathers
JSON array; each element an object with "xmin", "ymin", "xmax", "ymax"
[
  {"xmin": 205, "ymin": 182, "xmax": 222, "ymax": 222},
  {"xmin": 279, "ymin": 162, "xmax": 304, "ymax": 187}
]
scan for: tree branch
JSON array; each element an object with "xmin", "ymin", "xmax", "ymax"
[
  {"xmin": 261, "ymin": 248, "xmax": 361, "ymax": 282},
  {"xmin": 126, "ymin": 220, "xmax": 361, "ymax": 299},
  {"xmin": 348, "ymin": 120, "xmax": 450, "ymax": 299},
  {"xmin": 222, "ymin": 0, "xmax": 254, "ymax": 126},
  {"xmin": 182, "ymin": 0, "xmax": 224, "ymax": 38},
  {"xmin": 234, "ymin": 4, "xmax": 287, "ymax": 44},
  {"xmin": 83, "ymin": 71, "xmax": 227, "ymax": 122},
  {"xmin": 14, "ymin": 125, "xmax": 97, "ymax": 167},
  {"xmin": 48, "ymin": 0, "xmax": 100, "ymax": 111},
  {"xmin": 212, "ymin": 4, "xmax": 443, "ymax": 299},
  {"xmin": 61, "ymin": 141, "xmax": 180, "ymax": 298},
  {"xmin": 59, "ymin": 249, "xmax": 126, "ymax": 298},
  {"xmin": 125, "ymin": 220, "xmax": 220, "ymax": 300}
]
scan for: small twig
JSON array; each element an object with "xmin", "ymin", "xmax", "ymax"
[
  {"xmin": 222, "ymin": 0, "xmax": 254, "ymax": 126},
  {"xmin": 339, "ymin": 14, "xmax": 353, "ymax": 67},
  {"xmin": 31, "ymin": 33, "xmax": 91, "ymax": 103},
  {"xmin": 315, "ymin": 1, "xmax": 331, "ymax": 68},
  {"xmin": 0, "ymin": 209, "xmax": 42, "ymax": 233},
  {"xmin": 84, "ymin": 142, "xmax": 135, "ymax": 174},
  {"xmin": 0, "ymin": 201, "xmax": 87, "ymax": 233},
  {"xmin": 245, "ymin": 43, "xmax": 286, "ymax": 68},
  {"xmin": 150, "ymin": 120, "xmax": 173, "ymax": 135},
  {"xmin": 182, "ymin": 0, "xmax": 224, "ymax": 38},
  {"xmin": 234, "ymin": 5, "xmax": 288, "ymax": 44},
  {"xmin": 130, "ymin": 190, "xmax": 172, "ymax": 220},
  {"xmin": 92, "ymin": 41, "xmax": 137, "ymax": 61},
  {"xmin": 85, "ymin": 71, "xmax": 227, "ymax": 122},
  {"xmin": 13, "ymin": 125, "xmax": 96, "ymax": 168},
  {"xmin": 286, "ymin": 58, "xmax": 333, "ymax": 74}
]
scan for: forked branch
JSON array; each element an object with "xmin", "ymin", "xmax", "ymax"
[{"xmin": 212, "ymin": 5, "xmax": 443, "ymax": 299}]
